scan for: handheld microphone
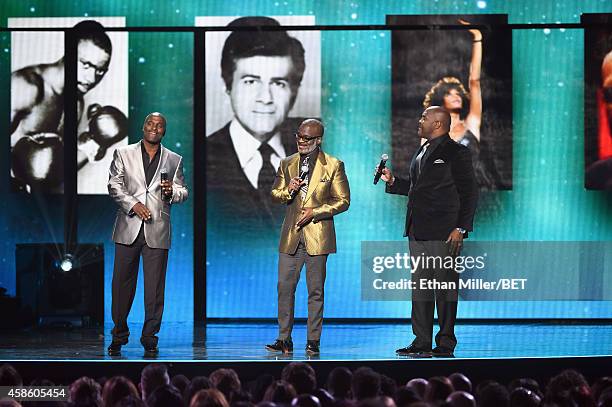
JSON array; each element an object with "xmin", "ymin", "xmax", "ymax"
[
  {"xmin": 373, "ymin": 153, "xmax": 389, "ymax": 185},
  {"xmin": 289, "ymin": 157, "xmax": 310, "ymax": 199},
  {"xmin": 160, "ymin": 168, "xmax": 170, "ymax": 201}
]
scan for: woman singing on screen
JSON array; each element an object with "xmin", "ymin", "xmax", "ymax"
[{"xmin": 423, "ymin": 19, "xmax": 495, "ymax": 190}]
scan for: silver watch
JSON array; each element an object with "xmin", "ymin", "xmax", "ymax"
[{"xmin": 456, "ymin": 227, "xmax": 466, "ymax": 234}]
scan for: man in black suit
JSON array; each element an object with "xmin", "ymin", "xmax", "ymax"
[
  {"xmin": 379, "ymin": 106, "xmax": 478, "ymax": 357},
  {"xmin": 206, "ymin": 17, "xmax": 306, "ymax": 233}
]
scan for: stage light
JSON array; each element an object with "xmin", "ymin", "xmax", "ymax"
[{"xmin": 59, "ymin": 254, "xmax": 74, "ymax": 272}]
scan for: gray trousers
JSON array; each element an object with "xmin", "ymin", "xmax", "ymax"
[
  {"xmin": 111, "ymin": 225, "xmax": 168, "ymax": 347},
  {"xmin": 277, "ymin": 242, "xmax": 328, "ymax": 342},
  {"xmin": 409, "ymin": 238, "xmax": 459, "ymax": 350}
]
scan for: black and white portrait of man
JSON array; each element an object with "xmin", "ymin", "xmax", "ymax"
[{"xmin": 197, "ymin": 15, "xmax": 321, "ymax": 233}]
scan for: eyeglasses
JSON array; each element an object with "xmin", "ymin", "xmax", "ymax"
[{"xmin": 294, "ymin": 133, "xmax": 321, "ymax": 143}]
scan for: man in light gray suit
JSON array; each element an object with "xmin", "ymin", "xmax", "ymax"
[{"xmin": 107, "ymin": 112, "xmax": 188, "ymax": 357}]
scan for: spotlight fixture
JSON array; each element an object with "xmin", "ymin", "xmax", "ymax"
[{"xmin": 59, "ymin": 254, "xmax": 74, "ymax": 272}]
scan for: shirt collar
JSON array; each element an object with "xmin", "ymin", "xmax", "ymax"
[
  {"xmin": 229, "ymin": 119, "xmax": 285, "ymax": 169},
  {"xmin": 140, "ymin": 140, "xmax": 161, "ymax": 162}
]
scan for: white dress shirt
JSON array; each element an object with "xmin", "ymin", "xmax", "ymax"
[{"xmin": 229, "ymin": 119, "xmax": 287, "ymax": 189}]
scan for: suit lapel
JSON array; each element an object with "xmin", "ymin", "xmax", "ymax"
[
  {"xmin": 152, "ymin": 145, "xmax": 167, "ymax": 184},
  {"xmin": 304, "ymin": 151, "xmax": 326, "ymax": 204},
  {"xmin": 136, "ymin": 141, "xmax": 148, "ymax": 185},
  {"xmin": 285, "ymin": 153, "xmax": 299, "ymax": 180},
  {"xmin": 414, "ymin": 135, "xmax": 449, "ymax": 187}
]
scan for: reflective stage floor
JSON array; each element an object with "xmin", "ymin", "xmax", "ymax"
[{"xmin": 1, "ymin": 321, "xmax": 611, "ymax": 361}]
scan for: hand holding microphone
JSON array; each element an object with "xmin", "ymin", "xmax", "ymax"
[
  {"xmin": 289, "ymin": 157, "xmax": 310, "ymax": 199},
  {"xmin": 373, "ymin": 153, "xmax": 393, "ymax": 185},
  {"xmin": 160, "ymin": 168, "xmax": 172, "ymax": 201}
]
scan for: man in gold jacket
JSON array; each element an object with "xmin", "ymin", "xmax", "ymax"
[{"xmin": 265, "ymin": 119, "xmax": 350, "ymax": 355}]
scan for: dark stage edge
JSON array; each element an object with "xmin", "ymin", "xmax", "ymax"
[
  {"xmin": 1, "ymin": 321, "xmax": 611, "ymax": 361},
  {"xmin": 3, "ymin": 357, "xmax": 612, "ymax": 390}
]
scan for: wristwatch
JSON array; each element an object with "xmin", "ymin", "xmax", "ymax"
[{"xmin": 456, "ymin": 227, "xmax": 466, "ymax": 234}]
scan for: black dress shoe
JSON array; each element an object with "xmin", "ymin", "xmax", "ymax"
[
  {"xmin": 305, "ymin": 340, "xmax": 320, "ymax": 355},
  {"xmin": 432, "ymin": 346, "xmax": 454, "ymax": 357},
  {"xmin": 107, "ymin": 342, "xmax": 123, "ymax": 356},
  {"xmin": 265, "ymin": 339, "xmax": 293, "ymax": 353},
  {"xmin": 395, "ymin": 344, "xmax": 432, "ymax": 356},
  {"xmin": 143, "ymin": 345, "xmax": 159, "ymax": 358}
]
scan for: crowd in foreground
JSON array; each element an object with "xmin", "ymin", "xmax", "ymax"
[{"xmin": 0, "ymin": 363, "xmax": 611, "ymax": 407}]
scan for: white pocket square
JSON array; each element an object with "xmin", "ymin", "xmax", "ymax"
[{"xmin": 433, "ymin": 159, "xmax": 445, "ymax": 164}]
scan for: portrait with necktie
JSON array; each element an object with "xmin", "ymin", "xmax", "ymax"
[{"xmin": 205, "ymin": 16, "xmax": 320, "ymax": 235}]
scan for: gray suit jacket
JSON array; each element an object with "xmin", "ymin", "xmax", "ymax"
[{"xmin": 108, "ymin": 141, "xmax": 188, "ymax": 249}]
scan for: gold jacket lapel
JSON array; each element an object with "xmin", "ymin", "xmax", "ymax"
[
  {"xmin": 287, "ymin": 153, "xmax": 300, "ymax": 180},
  {"xmin": 304, "ymin": 151, "xmax": 327, "ymax": 204}
]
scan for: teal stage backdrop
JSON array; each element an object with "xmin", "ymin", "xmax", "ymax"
[{"xmin": 1, "ymin": 1, "xmax": 611, "ymax": 323}]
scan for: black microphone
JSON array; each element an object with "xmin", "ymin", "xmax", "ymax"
[
  {"xmin": 289, "ymin": 157, "xmax": 310, "ymax": 199},
  {"xmin": 373, "ymin": 153, "xmax": 389, "ymax": 185},
  {"xmin": 160, "ymin": 167, "xmax": 170, "ymax": 201}
]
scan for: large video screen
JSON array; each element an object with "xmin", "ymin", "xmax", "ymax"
[{"xmin": 0, "ymin": 0, "xmax": 611, "ymax": 326}]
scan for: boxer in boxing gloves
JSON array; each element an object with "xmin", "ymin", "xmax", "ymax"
[{"xmin": 10, "ymin": 19, "xmax": 125, "ymax": 192}]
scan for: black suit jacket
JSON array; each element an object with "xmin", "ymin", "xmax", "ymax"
[
  {"xmin": 206, "ymin": 121, "xmax": 299, "ymax": 234},
  {"xmin": 386, "ymin": 134, "xmax": 478, "ymax": 240}
]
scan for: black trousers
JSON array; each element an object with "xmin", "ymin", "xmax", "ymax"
[
  {"xmin": 408, "ymin": 237, "xmax": 459, "ymax": 350},
  {"xmin": 111, "ymin": 225, "xmax": 168, "ymax": 347}
]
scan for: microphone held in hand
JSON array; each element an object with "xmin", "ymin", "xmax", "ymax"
[
  {"xmin": 373, "ymin": 153, "xmax": 389, "ymax": 185},
  {"xmin": 160, "ymin": 168, "xmax": 170, "ymax": 201},
  {"xmin": 289, "ymin": 156, "xmax": 310, "ymax": 200}
]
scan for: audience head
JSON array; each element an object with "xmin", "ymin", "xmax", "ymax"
[
  {"xmin": 210, "ymin": 368, "xmax": 241, "ymax": 403},
  {"xmin": 102, "ymin": 375, "xmax": 139, "ymax": 407},
  {"xmin": 406, "ymin": 379, "xmax": 428, "ymax": 400},
  {"xmin": 185, "ymin": 376, "xmax": 212, "ymax": 406},
  {"xmin": 291, "ymin": 395, "xmax": 321, "ymax": 407},
  {"xmin": 445, "ymin": 391, "xmax": 476, "ymax": 407},
  {"xmin": 68, "ymin": 376, "xmax": 102, "ymax": 407},
  {"xmin": 115, "ymin": 394, "xmax": 145, "ymax": 407},
  {"xmin": 508, "ymin": 378, "xmax": 542, "ymax": 399},
  {"xmin": 0, "ymin": 364, "xmax": 22, "ymax": 386},
  {"xmin": 352, "ymin": 368, "xmax": 381, "ymax": 401},
  {"xmin": 312, "ymin": 388, "xmax": 334, "ymax": 407},
  {"xmin": 599, "ymin": 388, "xmax": 612, "ymax": 407},
  {"xmin": 448, "ymin": 373, "xmax": 472, "ymax": 394},
  {"xmin": 509, "ymin": 387, "xmax": 541, "ymax": 407},
  {"xmin": 545, "ymin": 369, "xmax": 593, "ymax": 407},
  {"xmin": 327, "ymin": 367, "xmax": 353, "ymax": 400},
  {"xmin": 190, "ymin": 388, "xmax": 230, "ymax": 407},
  {"xmin": 592, "ymin": 377, "xmax": 612, "ymax": 402},
  {"xmin": 251, "ymin": 374, "xmax": 276, "ymax": 403},
  {"xmin": 380, "ymin": 375, "xmax": 397, "ymax": 398},
  {"xmin": 356, "ymin": 396, "xmax": 396, "ymax": 407},
  {"xmin": 146, "ymin": 384, "xmax": 183, "ymax": 407},
  {"xmin": 282, "ymin": 363, "xmax": 317, "ymax": 395},
  {"xmin": 264, "ymin": 380, "xmax": 297, "ymax": 405},
  {"xmin": 0, "ymin": 400, "xmax": 22, "ymax": 407},
  {"xmin": 140, "ymin": 363, "xmax": 170, "ymax": 401},
  {"xmin": 476, "ymin": 382, "xmax": 509, "ymax": 407},
  {"xmin": 424, "ymin": 377, "xmax": 454, "ymax": 405},
  {"xmin": 395, "ymin": 386, "xmax": 421, "ymax": 407},
  {"xmin": 171, "ymin": 374, "xmax": 190, "ymax": 396}
]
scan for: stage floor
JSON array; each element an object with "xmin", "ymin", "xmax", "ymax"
[{"xmin": 0, "ymin": 321, "xmax": 611, "ymax": 361}]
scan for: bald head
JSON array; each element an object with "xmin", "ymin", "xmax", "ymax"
[
  {"xmin": 418, "ymin": 106, "xmax": 451, "ymax": 139},
  {"xmin": 144, "ymin": 112, "xmax": 166, "ymax": 126},
  {"xmin": 427, "ymin": 106, "xmax": 451, "ymax": 133},
  {"xmin": 298, "ymin": 118, "xmax": 324, "ymax": 138}
]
